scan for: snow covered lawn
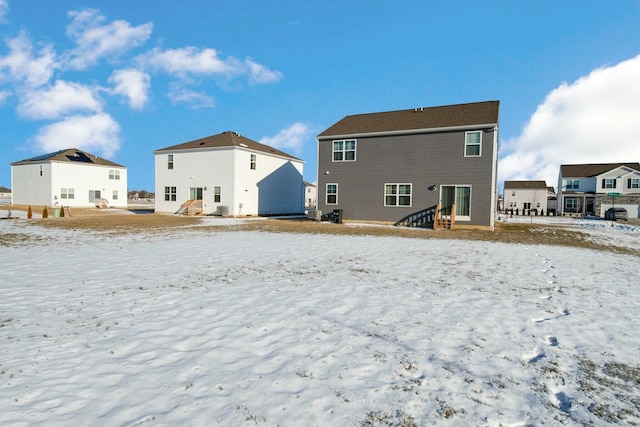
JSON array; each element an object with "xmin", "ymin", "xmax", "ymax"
[{"xmin": 1, "ymin": 216, "xmax": 639, "ymax": 426}]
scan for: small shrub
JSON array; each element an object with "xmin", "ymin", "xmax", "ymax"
[
  {"xmin": 27, "ymin": 206, "xmax": 32, "ymax": 219},
  {"xmin": 42, "ymin": 206, "xmax": 48, "ymax": 218},
  {"xmin": 59, "ymin": 205, "xmax": 65, "ymax": 217}
]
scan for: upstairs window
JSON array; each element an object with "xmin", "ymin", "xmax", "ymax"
[
  {"xmin": 250, "ymin": 154, "xmax": 256, "ymax": 170},
  {"xmin": 326, "ymin": 183, "xmax": 338, "ymax": 204},
  {"xmin": 39, "ymin": 165, "xmax": 43, "ymax": 176},
  {"xmin": 464, "ymin": 131, "xmax": 482, "ymax": 157},
  {"xmin": 385, "ymin": 184, "xmax": 412, "ymax": 207},
  {"xmin": 566, "ymin": 179, "xmax": 579, "ymax": 190},
  {"xmin": 602, "ymin": 178, "xmax": 616, "ymax": 189},
  {"xmin": 332, "ymin": 140, "xmax": 356, "ymax": 161},
  {"xmin": 168, "ymin": 154, "xmax": 174, "ymax": 170},
  {"xmin": 164, "ymin": 186, "xmax": 176, "ymax": 201},
  {"xmin": 628, "ymin": 178, "xmax": 639, "ymax": 189},
  {"xmin": 109, "ymin": 169, "xmax": 120, "ymax": 180}
]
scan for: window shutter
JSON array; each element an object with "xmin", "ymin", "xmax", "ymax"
[
  {"xmin": 613, "ymin": 180, "xmax": 617, "ymax": 188},
  {"xmin": 628, "ymin": 178, "xmax": 632, "ymax": 188},
  {"xmin": 601, "ymin": 179, "xmax": 605, "ymax": 188}
]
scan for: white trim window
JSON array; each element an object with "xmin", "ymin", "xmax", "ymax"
[
  {"xmin": 250, "ymin": 154, "xmax": 256, "ymax": 170},
  {"xmin": 384, "ymin": 183, "xmax": 412, "ymax": 207},
  {"xmin": 602, "ymin": 178, "xmax": 616, "ymax": 189},
  {"xmin": 628, "ymin": 178, "xmax": 640, "ymax": 189},
  {"xmin": 214, "ymin": 186, "xmax": 221, "ymax": 203},
  {"xmin": 60, "ymin": 188, "xmax": 74, "ymax": 199},
  {"xmin": 164, "ymin": 186, "xmax": 177, "ymax": 201},
  {"xmin": 464, "ymin": 131, "xmax": 482, "ymax": 157},
  {"xmin": 112, "ymin": 190, "xmax": 118, "ymax": 200},
  {"xmin": 167, "ymin": 154, "xmax": 174, "ymax": 170},
  {"xmin": 326, "ymin": 183, "xmax": 338, "ymax": 205},
  {"xmin": 332, "ymin": 140, "xmax": 356, "ymax": 161},
  {"xmin": 109, "ymin": 169, "xmax": 120, "ymax": 180},
  {"xmin": 565, "ymin": 198, "xmax": 578, "ymax": 212},
  {"xmin": 566, "ymin": 179, "xmax": 579, "ymax": 190}
]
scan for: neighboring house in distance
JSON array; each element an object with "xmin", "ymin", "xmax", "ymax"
[
  {"xmin": 154, "ymin": 131, "xmax": 304, "ymax": 216},
  {"xmin": 11, "ymin": 148, "xmax": 127, "ymax": 208},
  {"xmin": 316, "ymin": 100, "xmax": 500, "ymax": 230},
  {"xmin": 304, "ymin": 181, "xmax": 317, "ymax": 209},
  {"xmin": 546, "ymin": 186, "xmax": 557, "ymax": 215},
  {"xmin": 0, "ymin": 186, "xmax": 11, "ymax": 198},
  {"xmin": 503, "ymin": 180, "xmax": 549, "ymax": 214},
  {"xmin": 557, "ymin": 163, "xmax": 640, "ymax": 218}
]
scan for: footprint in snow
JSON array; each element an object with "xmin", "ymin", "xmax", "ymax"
[{"xmin": 546, "ymin": 336, "xmax": 558, "ymax": 346}]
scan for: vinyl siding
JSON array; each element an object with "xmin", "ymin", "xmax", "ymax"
[{"xmin": 317, "ymin": 129, "xmax": 496, "ymax": 226}]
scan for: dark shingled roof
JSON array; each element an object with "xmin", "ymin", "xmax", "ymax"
[
  {"xmin": 560, "ymin": 163, "xmax": 640, "ymax": 178},
  {"xmin": 318, "ymin": 100, "xmax": 499, "ymax": 138},
  {"xmin": 504, "ymin": 180, "xmax": 548, "ymax": 190},
  {"xmin": 11, "ymin": 148, "xmax": 125, "ymax": 167},
  {"xmin": 154, "ymin": 131, "xmax": 301, "ymax": 160}
]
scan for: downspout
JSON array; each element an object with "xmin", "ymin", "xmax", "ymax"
[{"xmin": 489, "ymin": 125, "xmax": 499, "ymax": 231}]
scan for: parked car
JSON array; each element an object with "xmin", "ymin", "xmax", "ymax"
[{"xmin": 604, "ymin": 207, "xmax": 628, "ymax": 221}]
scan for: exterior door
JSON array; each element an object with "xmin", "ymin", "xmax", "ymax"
[
  {"xmin": 89, "ymin": 190, "xmax": 101, "ymax": 202},
  {"xmin": 586, "ymin": 198, "xmax": 595, "ymax": 216},
  {"xmin": 440, "ymin": 186, "xmax": 455, "ymax": 216},
  {"xmin": 189, "ymin": 187, "xmax": 203, "ymax": 200}
]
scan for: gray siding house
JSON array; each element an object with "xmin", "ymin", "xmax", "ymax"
[{"xmin": 316, "ymin": 101, "xmax": 500, "ymax": 230}]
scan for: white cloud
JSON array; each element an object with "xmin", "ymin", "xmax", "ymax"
[
  {"xmin": 499, "ymin": 54, "xmax": 640, "ymax": 190},
  {"xmin": 245, "ymin": 58, "xmax": 283, "ymax": 84},
  {"xmin": 140, "ymin": 47, "xmax": 282, "ymax": 85},
  {"xmin": 140, "ymin": 46, "xmax": 242, "ymax": 77},
  {"xmin": 0, "ymin": 31, "xmax": 56, "ymax": 87},
  {"xmin": 33, "ymin": 113, "xmax": 121, "ymax": 157},
  {"xmin": 0, "ymin": 89, "xmax": 10, "ymax": 104},
  {"xmin": 0, "ymin": 0, "xmax": 8, "ymax": 23},
  {"xmin": 18, "ymin": 80, "xmax": 102, "ymax": 120},
  {"xmin": 166, "ymin": 82, "xmax": 214, "ymax": 108},
  {"xmin": 63, "ymin": 8, "xmax": 152, "ymax": 70},
  {"xmin": 259, "ymin": 122, "xmax": 312, "ymax": 154},
  {"xmin": 108, "ymin": 68, "xmax": 150, "ymax": 109}
]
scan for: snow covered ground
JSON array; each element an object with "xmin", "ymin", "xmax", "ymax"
[{"xmin": 1, "ymin": 216, "xmax": 639, "ymax": 426}]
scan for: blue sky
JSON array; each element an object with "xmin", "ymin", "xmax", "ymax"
[{"xmin": 1, "ymin": 0, "xmax": 639, "ymax": 193}]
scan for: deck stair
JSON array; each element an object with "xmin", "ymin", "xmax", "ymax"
[
  {"xmin": 177, "ymin": 199, "xmax": 203, "ymax": 216},
  {"xmin": 95, "ymin": 198, "xmax": 109, "ymax": 209},
  {"xmin": 433, "ymin": 203, "xmax": 455, "ymax": 230}
]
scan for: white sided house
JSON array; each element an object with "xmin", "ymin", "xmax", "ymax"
[
  {"xmin": 11, "ymin": 148, "xmax": 128, "ymax": 208},
  {"xmin": 503, "ymin": 180, "xmax": 549, "ymax": 215},
  {"xmin": 154, "ymin": 131, "xmax": 304, "ymax": 216}
]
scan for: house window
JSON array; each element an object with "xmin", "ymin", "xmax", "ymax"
[
  {"xmin": 60, "ymin": 188, "xmax": 74, "ymax": 199},
  {"xmin": 511, "ymin": 191, "xmax": 515, "ymax": 196},
  {"xmin": 332, "ymin": 140, "xmax": 356, "ymax": 161},
  {"xmin": 112, "ymin": 190, "xmax": 118, "ymax": 200},
  {"xmin": 250, "ymin": 154, "xmax": 256, "ymax": 170},
  {"xmin": 566, "ymin": 179, "xmax": 579, "ymax": 190},
  {"xmin": 384, "ymin": 184, "xmax": 412, "ymax": 207},
  {"xmin": 464, "ymin": 131, "xmax": 481, "ymax": 157},
  {"xmin": 565, "ymin": 198, "xmax": 578, "ymax": 212},
  {"xmin": 168, "ymin": 154, "xmax": 174, "ymax": 170},
  {"xmin": 326, "ymin": 183, "xmax": 338, "ymax": 204},
  {"xmin": 214, "ymin": 186, "xmax": 221, "ymax": 203},
  {"xmin": 629, "ymin": 178, "xmax": 640, "ymax": 189},
  {"xmin": 109, "ymin": 169, "xmax": 120, "ymax": 180},
  {"xmin": 39, "ymin": 165, "xmax": 43, "ymax": 176},
  {"xmin": 164, "ymin": 186, "xmax": 176, "ymax": 201},
  {"xmin": 523, "ymin": 202, "xmax": 531, "ymax": 210},
  {"xmin": 602, "ymin": 178, "xmax": 616, "ymax": 189},
  {"xmin": 441, "ymin": 185, "xmax": 472, "ymax": 219}
]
